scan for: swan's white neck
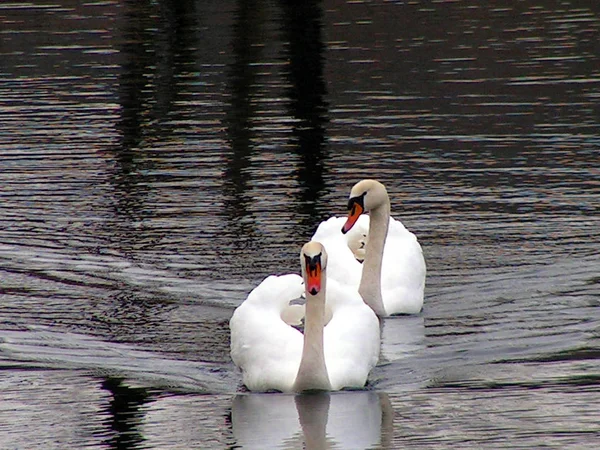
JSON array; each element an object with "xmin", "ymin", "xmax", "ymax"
[
  {"xmin": 293, "ymin": 273, "xmax": 331, "ymax": 392},
  {"xmin": 359, "ymin": 202, "xmax": 389, "ymax": 317}
]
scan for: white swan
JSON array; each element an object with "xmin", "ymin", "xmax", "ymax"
[
  {"xmin": 311, "ymin": 179, "xmax": 426, "ymax": 316},
  {"xmin": 229, "ymin": 241, "xmax": 380, "ymax": 393}
]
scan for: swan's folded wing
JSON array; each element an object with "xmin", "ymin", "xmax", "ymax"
[
  {"xmin": 229, "ymin": 274, "xmax": 304, "ymax": 392},
  {"xmin": 311, "ymin": 216, "xmax": 364, "ymax": 286},
  {"xmin": 311, "ymin": 216, "xmax": 347, "ymax": 240},
  {"xmin": 280, "ymin": 304, "xmax": 304, "ymax": 327},
  {"xmin": 243, "ymin": 274, "xmax": 304, "ymax": 307},
  {"xmin": 380, "ymin": 218, "xmax": 426, "ymax": 314},
  {"xmin": 323, "ymin": 286, "xmax": 380, "ymax": 390}
]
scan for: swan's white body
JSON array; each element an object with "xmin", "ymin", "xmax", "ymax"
[
  {"xmin": 311, "ymin": 181, "xmax": 426, "ymax": 316},
  {"xmin": 229, "ymin": 243, "xmax": 380, "ymax": 393}
]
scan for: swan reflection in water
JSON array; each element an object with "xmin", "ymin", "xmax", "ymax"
[{"xmin": 231, "ymin": 391, "xmax": 393, "ymax": 449}]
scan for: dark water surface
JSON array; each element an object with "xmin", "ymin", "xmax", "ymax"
[{"xmin": 1, "ymin": 0, "xmax": 599, "ymax": 448}]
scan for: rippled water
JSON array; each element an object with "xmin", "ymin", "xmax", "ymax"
[{"xmin": 1, "ymin": 0, "xmax": 599, "ymax": 448}]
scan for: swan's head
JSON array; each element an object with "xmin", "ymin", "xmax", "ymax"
[
  {"xmin": 347, "ymin": 229, "xmax": 368, "ymax": 262},
  {"xmin": 342, "ymin": 179, "xmax": 388, "ymax": 234},
  {"xmin": 300, "ymin": 241, "xmax": 328, "ymax": 296}
]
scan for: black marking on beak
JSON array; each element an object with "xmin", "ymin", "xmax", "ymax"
[
  {"xmin": 342, "ymin": 192, "xmax": 367, "ymax": 234},
  {"xmin": 304, "ymin": 252, "xmax": 322, "ymax": 276},
  {"xmin": 347, "ymin": 191, "xmax": 366, "ymax": 215},
  {"xmin": 304, "ymin": 251, "xmax": 322, "ymax": 296}
]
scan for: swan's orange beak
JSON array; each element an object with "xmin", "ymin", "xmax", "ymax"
[
  {"xmin": 305, "ymin": 257, "xmax": 322, "ymax": 296},
  {"xmin": 342, "ymin": 202, "xmax": 363, "ymax": 234}
]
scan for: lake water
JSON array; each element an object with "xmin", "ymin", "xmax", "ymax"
[{"xmin": 1, "ymin": 0, "xmax": 599, "ymax": 448}]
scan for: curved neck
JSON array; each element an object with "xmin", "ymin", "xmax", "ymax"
[
  {"xmin": 294, "ymin": 273, "xmax": 331, "ymax": 393},
  {"xmin": 359, "ymin": 203, "xmax": 390, "ymax": 316}
]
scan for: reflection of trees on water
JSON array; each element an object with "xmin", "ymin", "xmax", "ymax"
[
  {"xmin": 280, "ymin": 0, "xmax": 329, "ymax": 235},
  {"xmin": 100, "ymin": 0, "xmax": 199, "ymax": 337},
  {"xmin": 116, "ymin": 0, "xmax": 198, "ymax": 151},
  {"xmin": 100, "ymin": 378, "xmax": 153, "ymax": 450},
  {"xmin": 109, "ymin": 0, "xmax": 331, "ymax": 264},
  {"xmin": 113, "ymin": 0, "xmax": 199, "ymax": 230},
  {"xmin": 223, "ymin": 0, "xmax": 264, "ymax": 243},
  {"xmin": 224, "ymin": 0, "xmax": 329, "ymax": 245}
]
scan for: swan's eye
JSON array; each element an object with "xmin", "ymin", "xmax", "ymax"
[
  {"xmin": 347, "ymin": 199, "xmax": 357, "ymax": 212},
  {"xmin": 347, "ymin": 192, "xmax": 366, "ymax": 213}
]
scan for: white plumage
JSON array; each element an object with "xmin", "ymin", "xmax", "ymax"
[
  {"xmin": 312, "ymin": 180, "xmax": 426, "ymax": 316},
  {"xmin": 230, "ymin": 242, "xmax": 380, "ymax": 393}
]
